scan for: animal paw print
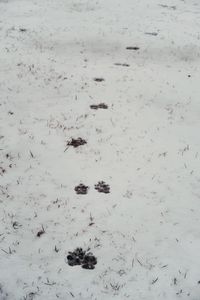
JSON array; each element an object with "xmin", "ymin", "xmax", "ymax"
[
  {"xmin": 94, "ymin": 181, "xmax": 110, "ymax": 193},
  {"xmin": 66, "ymin": 248, "xmax": 97, "ymax": 270},
  {"xmin": 74, "ymin": 184, "xmax": 89, "ymax": 195}
]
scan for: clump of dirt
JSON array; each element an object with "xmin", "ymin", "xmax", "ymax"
[
  {"xmin": 67, "ymin": 248, "xmax": 97, "ymax": 270},
  {"xmin": 66, "ymin": 138, "xmax": 87, "ymax": 148},
  {"xmin": 95, "ymin": 181, "xmax": 110, "ymax": 193},
  {"xmin": 93, "ymin": 78, "xmax": 105, "ymax": 82},
  {"xmin": 75, "ymin": 184, "xmax": 89, "ymax": 195},
  {"xmin": 126, "ymin": 46, "xmax": 140, "ymax": 50},
  {"xmin": 90, "ymin": 103, "xmax": 108, "ymax": 110}
]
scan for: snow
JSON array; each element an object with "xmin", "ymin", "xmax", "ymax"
[{"xmin": 0, "ymin": 0, "xmax": 200, "ymax": 299}]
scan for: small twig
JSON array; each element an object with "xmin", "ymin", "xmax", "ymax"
[
  {"xmin": 1, "ymin": 248, "xmax": 9, "ymax": 254},
  {"xmin": 131, "ymin": 258, "xmax": 134, "ymax": 268},
  {"xmin": 64, "ymin": 146, "xmax": 69, "ymax": 152},
  {"xmin": 89, "ymin": 222, "xmax": 95, "ymax": 226},
  {"xmin": 132, "ymin": 236, "xmax": 136, "ymax": 242},
  {"xmin": 69, "ymin": 292, "xmax": 75, "ymax": 298},
  {"xmin": 161, "ymin": 264, "xmax": 168, "ymax": 268},
  {"xmin": 54, "ymin": 245, "xmax": 59, "ymax": 253},
  {"xmin": 37, "ymin": 225, "xmax": 45, "ymax": 237},
  {"xmin": 90, "ymin": 213, "xmax": 94, "ymax": 222},
  {"xmin": 30, "ymin": 151, "xmax": 34, "ymax": 158},
  {"xmin": 136, "ymin": 258, "xmax": 143, "ymax": 266},
  {"xmin": 44, "ymin": 278, "xmax": 56, "ymax": 286},
  {"xmin": 152, "ymin": 277, "xmax": 158, "ymax": 284},
  {"xmin": 44, "ymin": 282, "xmax": 56, "ymax": 286},
  {"xmin": 1, "ymin": 247, "xmax": 12, "ymax": 254}
]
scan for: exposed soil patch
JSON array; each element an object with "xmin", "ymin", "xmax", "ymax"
[
  {"xmin": 66, "ymin": 138, "xmax": 87, "ymax": 148},
  {"xmin": 67, "ymin": 248, "xmax": 97, "ymax": 270},
  {"xmin": 95, "ymin": 181, "xmax": 110, "ymax": 193},
  {"xmin": 90, "ymin": 103, "xmax": 108, "ymax": 110},
  {"xmin": 75, "ymin": 184, "xmax": 89, "ymax": 195},
  {"xmin": 93, "ymin": 78, "xmax": 105, "ymax": 82},
  {"xmin": 126, "ymin": 46, "xmax": 140, "ymax": 50}
]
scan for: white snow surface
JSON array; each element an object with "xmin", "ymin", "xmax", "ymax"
[{"xmin": 0, "ymin": 0, "xmax": 200, "ymax": 299}]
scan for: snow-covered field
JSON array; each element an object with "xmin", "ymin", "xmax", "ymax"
[{"xmin": 1, "ymin": 0, "xmax": 200, "ymax": 299}]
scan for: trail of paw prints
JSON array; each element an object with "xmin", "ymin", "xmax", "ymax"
[{"xmin": 74, "ymin": 181, "xmax": 110, "ymax": 195}]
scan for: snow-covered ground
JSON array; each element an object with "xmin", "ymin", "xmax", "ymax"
[{"xmin": 0, "ymin": 0, "xmax": 200, "ymax": 299}]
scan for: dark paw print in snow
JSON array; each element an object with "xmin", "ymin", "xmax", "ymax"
[
  {"xmin": 67, "ymin": 248, "xmax": 97, "ymax": 270},
  {"xmin": 66, "ymin": 138, "xmax": 87, "ymax": 148},
  {"xmin": 75, "ymin": 184, "xmax": 89, "ymax": 195},
  {"xmin": 90, "ymin": 103, "xmax": 108, "ymax": 110},
  {"xmin": 67, "ymin": 248, "xmax": 85, "ymax": 266},
  {"xmin": 95, "ymin": 181, "xmax": 110, "ymax": 193},
  {"xmin": 82, "ymin": 254, "xmax": 97, "ymax": 269}
]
